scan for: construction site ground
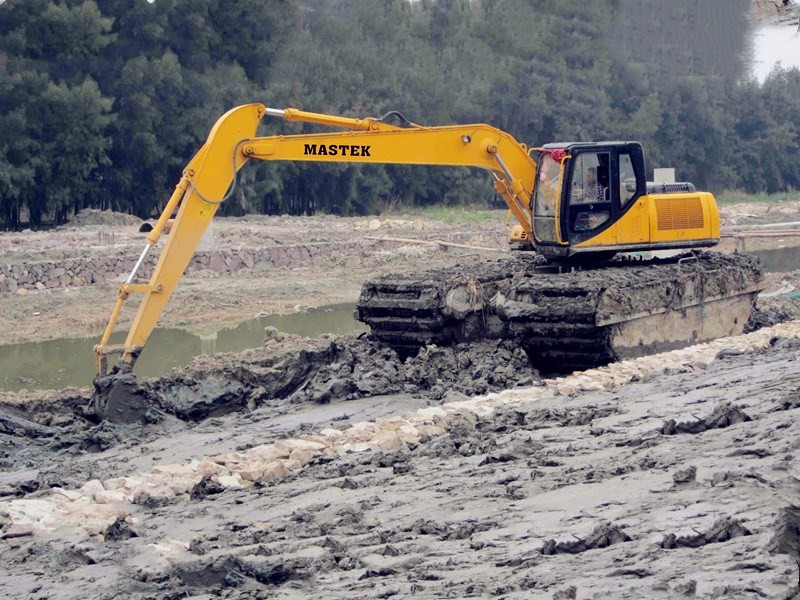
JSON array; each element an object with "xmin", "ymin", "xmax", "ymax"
[{"xmin": 1, "ymin": 200, "xmax": 800, "ymax": 599}]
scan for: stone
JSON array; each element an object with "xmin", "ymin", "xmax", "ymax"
[
  {"xmin": 195, "ymin": 460, "xmax": 228, "ymax": 477},
  {"xmin": 368, "ymin": 218, "xmax": 381, "ymax": 231},
  {"xmin": 215, "ymin": 475, "xmax": 244, "ymax": 489},
  {"xmin": 208, "ymin": 254, "xmax": 227, "ymax": 272},
  {"xmin": 245, "ymin": 445, "xmax": 279, "ymax": 462},
  {"xmin": 94, "ymin": 490, "xmax": 129, "ymax": 504},
  {"xmin": 672, "ymin": 466, "xmax": 697, "ymax": 484},
  {"xmin": 51, "ymin": 488, "xmax": 85, "ymax": 502},
  {"xmin": 275, "ymin": 439, "xmax": 327, "ymax": 454},
  {"xmin": 81, "ymin": 479, "xmax": 106, "ymax": 497},
  {"xmin": 152, "ymin": 464, "xmax": 194, "ymax": 477},
  {"xmin": 259, "ymin": 461, "xmax": 291, "ymax": 483},
  {"xmin": 238, "ymin": 466, "xmax": 265, "ymax": 482},
  {"xmin": 319, "ymin": 428, "xmax": 343, "ymax": 440},
  {"xmin": 368, "ymin": 432, "xmax": 407, "ymax": 452},
  {"xmin": 289, "ymin": 449, "xmax": 316, "ymax": 466}
]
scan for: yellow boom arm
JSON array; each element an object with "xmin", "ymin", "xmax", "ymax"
[{"xmin": 94, "ymin": 103, "xmax": 537, "ymax": 374}]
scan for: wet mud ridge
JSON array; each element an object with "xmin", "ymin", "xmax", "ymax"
[
  {"xmin": 358, "ymin": 251, "xmax": 763, "ymax": 371},
  {"xmin": 90, "ymin": 332, "xmax": 540, "ymax": 425}
]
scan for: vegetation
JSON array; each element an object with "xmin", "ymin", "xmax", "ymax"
[
  {"xmin": 0, "ymin": 0, "xmax": 798, "ymax": 229},
  {"xmin": 715, "ymin": 191, "xmax": 799, "ymax": 205}
]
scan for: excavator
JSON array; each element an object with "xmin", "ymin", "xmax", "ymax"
[{"xmin": 92, "ymin": 103, "xmax": 762, "ymax": 420}]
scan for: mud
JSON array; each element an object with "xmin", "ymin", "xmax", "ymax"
[
  {"xmin": 1, "ymin": 325, "xmax": 800, "ymax": 598},
  {"xmin": 96, "ymin": 332, "xmax": 539, "ymax": 423},
  {"xmin": 359, "ymin": 250, "xmax": 764, "ymax": 371}
]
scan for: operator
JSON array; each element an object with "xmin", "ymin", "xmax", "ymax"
[
  {"xmin": 582, "ymin": 167, "xmax": 606, "ymax": 203},
  {"xmin": 574, "ymin": 166, "xmax": 610, "ymax": 231}
]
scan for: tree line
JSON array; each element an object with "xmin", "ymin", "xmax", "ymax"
[{"xmin": 1, "ymin": 0, "xmax": 798, "ymax": 229}]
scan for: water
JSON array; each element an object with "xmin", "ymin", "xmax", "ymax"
[
  {"xmin": 0, "ymin": 303, "xmax": 366, "ymax": 392},
  {"xmin": 752, "ymin": 24, "xmax": 800, "ymax": 81},
  {"xmin": 751, "ymin": 245, "xmax": 800, "ymax": 273}
]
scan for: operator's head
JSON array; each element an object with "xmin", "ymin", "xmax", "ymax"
[{"xmin": 585, "ymin": 167, "xmax": 597, "ymax": 186}]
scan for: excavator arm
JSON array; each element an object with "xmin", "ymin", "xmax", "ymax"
[{"xmin": 94, "ymin": 103, "xmax": 537, "ymax": 375}]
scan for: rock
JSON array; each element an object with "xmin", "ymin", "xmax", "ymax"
[
  {"xmin": 238, "ymin": 466, "xmax": 265, "ymax": 482},
  {"xmin": 94, "ymin": 490, "xmax": 129, "ymax": 504},
  {"xmin": 672, "ymin": 466, "xmax": 697, "ymax": 484},
  {"xmin": 103, "ymin": 515, "xmax": 138, "ymax": 541},
  {"xmin": 289, "ymin": 449, "xmax": 317, "ymax": 466},
  {"xmin": 245, "ymin": 445, "xmax": 279, "ymax": 462},
  {"xmin": 320, "ymin": 428, "xmax": 344, "ymax": 440},
  {"xmin": 81, "ymin": 479, "xmax": 106, "ymax": 498},
  {"xmin": 216, "ymin": 475, "xmax": 244, "ymax": 489},
  {"xmin": 208, "ymin": 254, "xmax": 227, "ymax": 272},
  {"xmin": 368, "ymin": 218, "xmax": 381, "ymax": 231},
  {"xmin": 152, "ymin": 464, "xmax": 194, "ymax": 477},
  {"xmin": 369, "ymin": 431, "xmax": 407, "ymax": 452},
  {"xmin": 190, "ymin": 476, "xmax": 226, "ymax": 501},
  {"xmin": 195, "ymin": 460, "xmax": 228, "ymax": 477},
  {"xmin": 1, "ymin": 523, "xmax": 35, "ymax": 539},
  {"xmin": 259, "ymin": 461, "xmax": 291, "ymax": 483},
  {"xmin": 51, "ymin": 488, "xmax": 84, "ymax": 502}
]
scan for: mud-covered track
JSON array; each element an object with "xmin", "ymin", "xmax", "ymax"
[{"xmin": 357, "ymin": 251, "xmax": 764, "ymax": 372}]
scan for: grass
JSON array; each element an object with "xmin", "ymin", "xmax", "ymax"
[
  {"xmin": 383, "ymin": 204, "xmax": 502, "ymax": 225},
  {"xmin": 715, "ymin": 191, "xmax": 799, "ymax": 205}
]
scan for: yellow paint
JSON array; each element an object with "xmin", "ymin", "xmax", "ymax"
[{"xmin": 576, "ymin": 192, "xmax": 719, "ymax": 249}]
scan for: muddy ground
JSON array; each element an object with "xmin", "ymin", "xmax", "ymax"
[
  {"xmin": 1, "ymin": 325, "xmax": 800, "ymax": 599},
  {"xmin": 1, "ymin": 202, "xmax": 800, "ymax": 599}
]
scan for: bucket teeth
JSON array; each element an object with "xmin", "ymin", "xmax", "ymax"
[{"xmin": 356, "ymin": 252, "xmax": 763, "ymax": 372}]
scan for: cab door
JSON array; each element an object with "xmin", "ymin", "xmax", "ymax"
[
  {"xmin": 565, "ymin": 150, "xmax": 615, "ymax": 245},
  {"xmin": 532, "ymin": 151, "xmax": 566, "ymax": 247}
]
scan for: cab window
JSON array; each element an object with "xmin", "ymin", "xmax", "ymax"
[
  {"xmin": 569, "ymin": 152, "xmax": 609, "ymax": 206},
  {"xmin": 568, "ymin": 151, "xmax": 610, "ymax": 234},
  {"xmin": 619, "ymin": 153, "xmax": 636, "ymax": 206},
  {"xmin": 533, "ymin": 154, "xmax": 561, "ymax": 217}
]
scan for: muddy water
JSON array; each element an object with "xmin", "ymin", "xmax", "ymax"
[
  {"xmin": 0, "ymin": 303, "xmax": 366, "ymax": 392},
  {"xmin": 751, "ymin": 245, "xmax": 800, "ymax": 273}
]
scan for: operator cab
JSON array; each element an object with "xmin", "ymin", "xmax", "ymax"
[{"xmin": 531, "ymin": 141, "xmax": 646, "ymax": 258}]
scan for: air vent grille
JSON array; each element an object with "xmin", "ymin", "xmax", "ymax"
[{"xmin": 655, "ymin": 197, "xmax": 704, "ymax": 230}]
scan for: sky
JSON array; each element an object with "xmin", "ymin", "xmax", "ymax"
[{"xmin": 751, "ymin": 20, "xmax": 800, "ymax": 80}]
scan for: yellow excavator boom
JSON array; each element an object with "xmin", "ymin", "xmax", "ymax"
[{"xmin": 94, "ymin": 103, "xmax": 538, "ymax": 373}]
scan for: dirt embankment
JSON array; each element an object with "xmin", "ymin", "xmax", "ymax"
[{"xmin": 0, "ymin": 211, "xmax": 507, "ymax": 345}]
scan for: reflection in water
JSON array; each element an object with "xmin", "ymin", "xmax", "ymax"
[
  {"xmin": 0, "ymin": 303, "xmax": 367, "ymax": 392},
  {"xmin": 752, "ymin": 25, "xmax": 800, "ymax": 81},
  {"xmin": 199, "ymin": 331, "xmax": 218, "ymax": 356}
]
